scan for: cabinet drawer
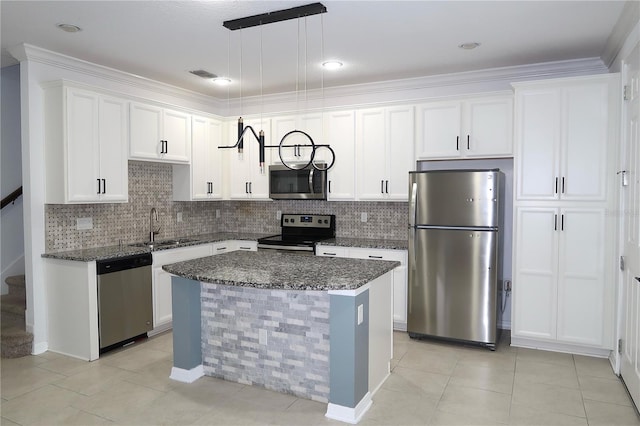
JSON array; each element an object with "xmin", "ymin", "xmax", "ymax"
[
  {"xmin": 316, "ymin": 246, "xmax": 349, "ymax": 257},
  {"xmin": 152, "ymin": 245, "xmax": 212, "ymax": 266},
  {"xmin": 348, "ymin": 247, "xmax": 406, "ymax": 264}
]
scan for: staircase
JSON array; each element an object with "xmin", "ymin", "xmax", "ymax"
[{"xmin": 1, "ymin": 275, "xmax": 33, "ymax": 358}]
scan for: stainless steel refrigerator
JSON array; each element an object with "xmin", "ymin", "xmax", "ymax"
[{"xmin": 408, "ymin": 169, "xmax": 504, "ymax": 349}]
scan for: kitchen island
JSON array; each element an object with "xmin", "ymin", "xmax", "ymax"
[{"xmin": 163, "ymin": 250, "xmax": 399, "ymax": 424}]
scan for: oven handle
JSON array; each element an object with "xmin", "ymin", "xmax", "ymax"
[{"xmin": 309, "ymin": 169, "xmax": 315, "ymax": 194}]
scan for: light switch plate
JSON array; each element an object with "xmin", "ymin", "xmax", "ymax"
[
  {"xmin": 357, "ymin": 304, "xmax": 364, "ymax": 325},
  {"xmin": 215, "ymin": 209, "xmax": 220, "ymax": 219},
  {"xmin": 259, "ymin": 329, "xmax": 268, "ymax": 345},
  {"xmin": 360, "ymin": 212, "xmax": 368, "ymax": 223},
  {"xmin": 177, "ymin": 212, "xmax": 183, "ymax": 222},
  {"xmin": 76, "ymin": 217, "xmax": 93, "ymax": 230},
  {"xmin": 276, "ymin": 210, "xmax": 282, "ymax": 220}
]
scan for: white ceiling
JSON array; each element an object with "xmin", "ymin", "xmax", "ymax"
[{"xmin": 0, "ymin": 1, "xmax": 627, "ymax": 99}]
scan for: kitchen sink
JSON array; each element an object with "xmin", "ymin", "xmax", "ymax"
[{"xmin": 129, "ymin": 238, "xmax": 197, "ymax": 249}]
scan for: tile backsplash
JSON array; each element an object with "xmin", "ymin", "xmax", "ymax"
[{"xmin": 45, "ymin": 161, "xmax": 408, "ymax": 252}]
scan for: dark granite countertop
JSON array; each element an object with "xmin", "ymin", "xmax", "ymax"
[
  {"xmin": 41, "ymin": 232, "xmax": 272, "ymax": 262},
  {"xmin": 163, "ymin": 250, "xmax": 400, "ymax": 291},
  {"xmin": 320, "ymin": 237, "xmax": 408, "ymax": 250}
]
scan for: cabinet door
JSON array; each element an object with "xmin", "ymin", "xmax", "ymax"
[
  {"xmin": 356, "ymin": 108, "xmax": 387, "ymax": 200},
  {"xmin": 153, "ymin": 267, "xmax": 173, "ymax": 328},
  {"xmin": 415, "ymin": 102, "xmax": 462, "ymax": 159},
  {"xmin": 556, "ymin": 208, "xmax": 608, "ymax": 346},
  {"xmin": 227, "ymin": 118, "xmax": 271, "ymax": 199},
  {"xmin": 561, "ymin": 83, "xmax": 609, "ymax": 201},
  {"xmin": 98, "ymin": 96, "xmax": 128, "ymax": 202},
  {"xmin": 208, "ymin": 119, "xmax": 223, "ymax": 199},
  {"xmin": 515, "ymin": 89, "xmax": 561, "ymax": 200},
  {"xmin": 162, "ymin": 109, "xmax": 191, "ymax": 163},
  {"xmin": 271, "ymin": 114, "xmax": 322, "ymax": 166},
  {"xmin": 325, "ymin": 110, "xmax": 356, "ymax": 200},
  {"xmin": 66, "ymin": 89, "xmax": 100, "ymax": 202},
  {"xmin": 386, "ymin": 106, "xmax": 414, "ymax": 199},
  {"xmin": 191, "ymin": 116, "xmax": 212, "ymax": 199},
  {"xmin": 513, "ymin": 207, "xmax": 559, "ymax": 340},
  {"xmin": 465, "ymin": 97, "xmax": 513, "ymax": 158},
  {"xmin": 130, "ymin": 102, "xmax": 163, "ymax": 159}
]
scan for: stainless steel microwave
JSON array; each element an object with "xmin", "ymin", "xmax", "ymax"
[{"xmin": 269, "ymin": 163, "xmax": 327, "ymax": 200}]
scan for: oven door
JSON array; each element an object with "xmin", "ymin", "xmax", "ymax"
[{"xmin": 269, "ymin": 163, "xmax": 327, "ymax": 200}]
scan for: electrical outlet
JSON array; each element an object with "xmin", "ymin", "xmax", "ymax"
[
  {"xmin": 259, "ymin": 329, "xmax": 268, "ymax": 345},
  {"xmin": 76, "ymin": 217, "xmax": 93, "ymax": 230},
  {"xmin": 177, "ymin": 212, "xmax": 183, "ymax": 222},
  {"xmin": 357, "ymin": 304, "xmax": 364, "ymax": 325},
  {"xmin": 360, "ymin": 212, "xmax": 368, "ymax": 223},
  {"xmin": 276, "ymin": 210, "xmax": 282, "ymax": 220},
  {"xmin": 215, "ymin": 209, "xmax": 220, "ymax": 219}
]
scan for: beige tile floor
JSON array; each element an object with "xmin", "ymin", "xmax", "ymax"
[{"xmin": 1, "ymin": 331, "xmax": 638, "ymax": 425}]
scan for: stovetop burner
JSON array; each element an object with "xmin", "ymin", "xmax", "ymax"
[{"xmin": 257, "ymin": 214, "xmax": 336, "ymax": 252}]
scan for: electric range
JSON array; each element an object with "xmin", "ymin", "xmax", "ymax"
[{"xmin": 257, "ymin": 214, "xmax": 336, "ymax": 253}]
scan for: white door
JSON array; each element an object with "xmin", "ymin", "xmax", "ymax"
[
  {"xmin": 415, "ymin": 102, "xmax": 461, "ymax": 159},
  {"xmin": 162, "ymin": 109, "xmax": 191, "ymax": 163},
  {"xmin": 98, "ymin": 96, "xmax": 128, "ymax": 202},
  {"xmin": 512, "ymin": 207, "xmax": 559, "ymax": 340},
  {"xmin": 129, "ymin": 102, "xmax": 162, "ymax": 159},
  {"xmin": 356, "ymin": 108, "xmax": 387, "ymax": 200},
  {"xmin": 465, "ymin": 97, "xmax": 513, "ymax": 158},
  {"xmin": 66, "ymin": 88, "xmax": 100, "ymax": 202},
  {"xmin": 620, "ymin": 43, "xmax": 640, "ymax": 410},
  {"xmin": 385, "ymin": 106, "xmax": 414, "ymax": 199},
  {"xmin": 191, "ymin": 116, "xmax": 211, "ymax": 199},
  {"xmin": 208, "ymin": 119, "xmax": 223, "ymax": 199},
  {"xmin": 325, "ymin": 110, "xmax": 356, "ymax": 200}
]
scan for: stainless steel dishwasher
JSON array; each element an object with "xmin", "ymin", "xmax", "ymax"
[{"xmin": 96, "ymin": 253, "xmax": 153, "ymax": 353}]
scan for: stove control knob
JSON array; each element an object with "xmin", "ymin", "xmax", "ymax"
[
  {"xmin": 284, "ymin": 218, "xmax": 289, "ymax": 223},
  {"xmin": 324, "ymin": 219, "xmax": 328, "ymax": 224},
  {"xmin": 317, "ymin": 219, "xmax": 322, "ymax": 224},
  {"xmin": 291, "ymin": 218, "xmax": 295, "ymax": 223}
]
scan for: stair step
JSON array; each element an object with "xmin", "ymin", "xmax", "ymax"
[
  {"xmin": 1, "ymin": 326, "xmax": 33, "ymax": 358},
  {"xmin": 5, "ymin": 275, "xmax": 26, "ymax": 298},
  {"xmin": 1, "ymin": 294, "xmax": 26, "ymax": 316}
]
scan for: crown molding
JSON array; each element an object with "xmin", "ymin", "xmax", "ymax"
[
  {"xmin": 7, "ymin": 43, "xmax": 224, "ymax": 110},
  {"xmin": 602, "ymin": 1, "xmax": 640, "ymax": 68},
  {"xmin": 227, "ymin": 57, "xmax": 608, "ymax": 112},
  {"xmin": 7, "ymin": 43, "xmax": 608, "ymax": 116}
]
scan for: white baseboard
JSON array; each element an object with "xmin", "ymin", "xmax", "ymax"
[
  {"xmin": 32, "ymin": 341, "xmax": 48, "ymax": 355},
  {"xmin": 511, "ymin": 336, "xmax": 612, "ymax": 358},
  {"xmin": 325, "ymin": 392, "xmax": 373, "ymax": 424},
  {"xmin": 393, "ymin": 321, "xmax": 407, "ymax": 332},
  {"xmin": 170, "ymin": 365, "xmax": 204, "ymax": 383},
  {"xmin": 148, "ymin": 322, "xmax": 172, "ymax": 337}
]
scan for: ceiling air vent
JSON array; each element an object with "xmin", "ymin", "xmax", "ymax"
[{"xmin": 189, "ymin": 70, "xmax": 217, "ymax": 79}]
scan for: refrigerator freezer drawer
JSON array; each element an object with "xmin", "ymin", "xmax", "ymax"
[{"xmin": 408, "ymin": 228, "xmax": 499, "ymax": 345}]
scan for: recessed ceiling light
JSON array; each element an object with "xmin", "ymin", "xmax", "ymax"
[
  {"xmin": 57, "ymin": 23, "xmax": 81, "ymax": 33},
  {"xmin": 458, "ymin": 42, "xmax": 481, "ymax": 50},
  {"xmin": 212, "ymin": 77, "xmax": 232, "ymax": 86},
  {"xmin": 322, "ymin": 60, "xmax": 343, "ymax": 70}
]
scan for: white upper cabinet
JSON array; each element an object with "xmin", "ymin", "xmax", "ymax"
[
  {"xmin": 514, "ymin": 75, "xmax": 616, "ymax": 201},
  {"xmin": 43, "ymin": 83, "xmax": 128, "ymax": 204},
  {"xmin": 271, "ymin": 113, "xmax": 323, "ymax": 166},
  {"xmin": 324, "ymin": 110, "xmax": 356, "ymax": 200},
  {"xmin": 173, "ymin": 115, "xmax": 223, "ymax": 201},
  {"xmin": 415, "ymin": 96, "xmax": 513, "ymax": 160},
  {"xmin": 227, "ymin": 117, "xmax": 271, "ymax": 199},
  {"xmin": 130, "ymin": 102, "xmax": 191, "ymax": 163},
  {"xmin": 356, "ymin": 106, "xmax": 414, "ymax": 201}
]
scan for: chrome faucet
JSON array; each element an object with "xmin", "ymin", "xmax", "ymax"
[{"xmin": 149, "ymin": 208, "xmax": 161, "ymax": 242}]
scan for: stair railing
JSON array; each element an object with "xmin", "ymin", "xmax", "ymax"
[{"xmin": 1, "ymin": 186, "xmax": 23, "ymax": 210}]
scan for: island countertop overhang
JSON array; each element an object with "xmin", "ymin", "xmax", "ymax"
[{"xmin": 162, "ymin": 250, "xmax": 400, "ymax": 291}]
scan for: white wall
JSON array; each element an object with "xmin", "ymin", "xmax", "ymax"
[{"xmin": 1, "ymin": 64, "xmax": 25, "ymax": 294}]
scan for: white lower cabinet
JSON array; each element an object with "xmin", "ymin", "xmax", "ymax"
[
  {"xmin": 512, "ymin": 206, "xmax": 614, "ymax": 352},
  {"xmin": 150, "ymin": 241, "xmax": 257, "ymax": 335},
  {"xmin": 151, "ymin": 245, "xmax": 212, "ymax": 334},
  {"xmin": 316, "ymin": 245, "xmax": 408, "ymax": 330}
]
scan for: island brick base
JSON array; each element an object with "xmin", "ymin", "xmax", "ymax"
[{"xmin": 200, "ymin": 284, "xmax": 331, "ymax": 402}]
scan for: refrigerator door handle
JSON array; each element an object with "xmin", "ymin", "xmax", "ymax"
[{"xmin": 409, "ymin": 182, "xmax": 418, "ymax": 228}]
